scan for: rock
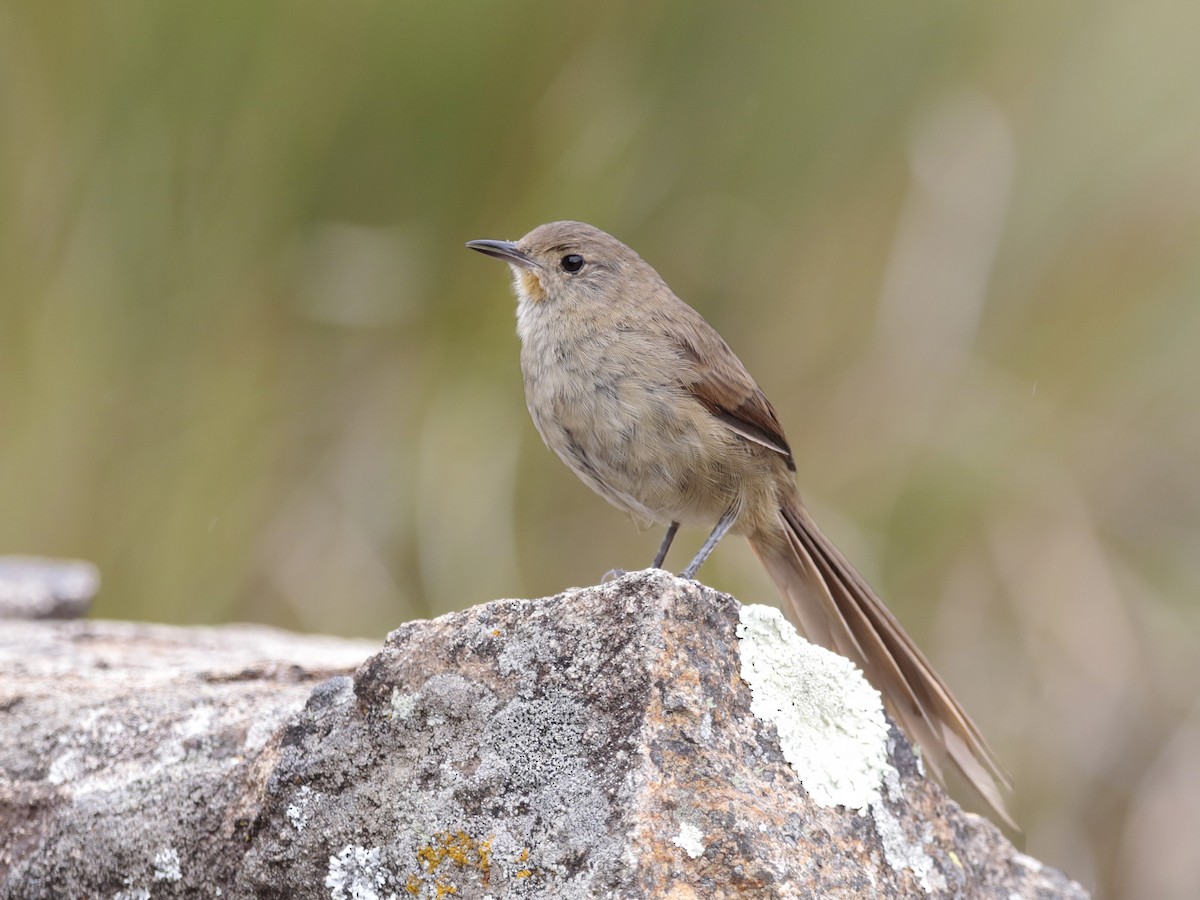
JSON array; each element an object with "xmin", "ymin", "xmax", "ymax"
[
  {"xmin": 0, "ymin": 571, "xmax": 1087, "ymax": 899},
  {"xmin": 0, "ymin": 556, "xmax": 99, "ymax": 620}
]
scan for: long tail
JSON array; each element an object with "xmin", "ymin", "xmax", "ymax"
[{"xmin": 748, "ymin": 494, "xmax": 1015, "ymax": 829}]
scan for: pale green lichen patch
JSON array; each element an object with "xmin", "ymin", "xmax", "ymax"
[
  {"xmin": 152, "ymin": 846, "xmax": 182, "ymax": 882},
  {"xmin": 325, "ymin": 845, "xmax": 393, "ymax": 900},
  {"xmin": 286, "ymin": 785, "xmax": 318, "ymax": 832},
  {"xmin": 875, "ymin": 768, "xmax": 945, "ymax": 893},
  {"xmin": 736, "ymin": 604, "xmax": 892, "ymax": 812},
  {"xmin": 390, "ymin": 688, "xmax": 419, "ymax": 720},
  {"xmin": 671, "ymin": 822, "xmax": 705, "ymax": 859}
]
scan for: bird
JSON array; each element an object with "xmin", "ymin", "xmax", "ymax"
[{"xmin": 466, "ymin": 220, "xmax": 1014, "ymax": 828}]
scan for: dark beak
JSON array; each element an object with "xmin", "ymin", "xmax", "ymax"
[{"xmin": 465, "ymin": 239, "xmax": 541, "ymax": 269}]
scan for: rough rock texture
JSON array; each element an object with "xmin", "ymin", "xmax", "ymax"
[{"xmin": 0, "ymin": 571, "xmax": 1088, "ymax": 899}]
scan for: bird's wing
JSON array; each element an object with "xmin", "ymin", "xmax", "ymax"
[{"xmin": 663, "ymin": 309, "xmax": 795, "ymax": 470}]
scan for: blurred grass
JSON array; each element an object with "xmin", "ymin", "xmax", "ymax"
[{"xmin": 3, "ymin": 1, "xmax": 1199, "ymax": 895}]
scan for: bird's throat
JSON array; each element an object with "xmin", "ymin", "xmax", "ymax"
[{"xmin": 515, "ymin": 269, "xmax": 547, "ymax": 304}]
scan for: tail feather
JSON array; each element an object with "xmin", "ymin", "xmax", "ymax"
[{"xmin": 749, "ymin": 496, "xmax": 1015, "ymax": 830}]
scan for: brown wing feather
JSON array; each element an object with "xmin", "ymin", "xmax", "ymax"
[{"xmin": 665, "ymin": 312, "xmax": 795, "ymax": 470}]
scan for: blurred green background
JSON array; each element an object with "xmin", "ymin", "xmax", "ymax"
[{"xmin": 3, "ymin": 1, "xmax": 1198, "ymax": 895}]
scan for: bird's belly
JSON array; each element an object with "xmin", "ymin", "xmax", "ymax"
[{"xmin": 523, "ymin": 366, "xmax": 743, "ymax": 526}]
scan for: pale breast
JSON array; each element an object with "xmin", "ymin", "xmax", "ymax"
[{"xmin": 517, "ymin": 311, "xmax": 749, "ymax": 526}]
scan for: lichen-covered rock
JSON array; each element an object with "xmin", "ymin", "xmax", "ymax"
[
  {"xmin": 0, "ymin": 572, "xmax": 1087, "ymax": 899},
  {"xmin": 0, "ymin": 619, "xmax": 378, "ymax": 898}
]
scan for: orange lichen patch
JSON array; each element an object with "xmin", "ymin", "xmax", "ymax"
[
  {"xmin": 518, "ymin": 270, "xmax": 546, "ymax": 302},
  {"xmin": 514, "ymin": 845, "xmax": 533, "ymax": 878},
  {"xmin": 407, "ymin": 831, "xmax": 493, "ymax": 896}
]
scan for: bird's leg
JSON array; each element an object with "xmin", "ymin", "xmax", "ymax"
[
  {"xmin": 651, "ymin": 521, "xmax": 680, "ymax": 569},
  {"xmin": 681, "ymin": 509, "xmax": 736, "ymax": 579}
]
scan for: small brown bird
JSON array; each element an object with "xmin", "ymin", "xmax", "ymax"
[{"xmin": 467, "ymin": 220, "xmax": 1013, "ymax": 827}]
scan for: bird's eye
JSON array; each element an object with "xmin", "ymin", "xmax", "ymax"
[{"xmin": 560, "ymin": 254, "xmax": 585, "ymax": 273}]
